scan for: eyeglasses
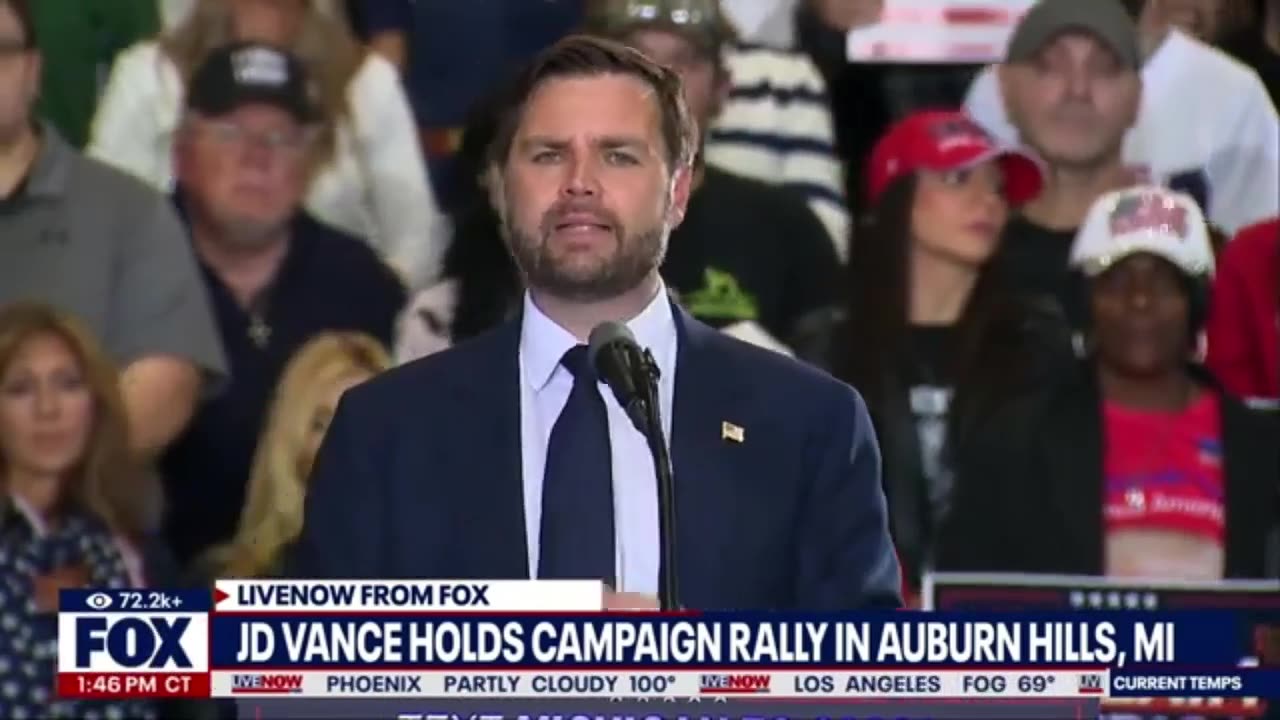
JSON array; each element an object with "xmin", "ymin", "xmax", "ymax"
[{"xmin": 198, "ymin": 119, "xmax": 310, "ymax": 154}]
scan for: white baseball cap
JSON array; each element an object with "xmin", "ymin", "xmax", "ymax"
[{"xmin": 1070, "ymin": 185, "xmax": 1215, "ymax": 279}]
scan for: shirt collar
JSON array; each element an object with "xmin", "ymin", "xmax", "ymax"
[
  {"xmin": 26, "ymin": 121, "xmax": 73, "ymax": 198},
  {"xmin": 521, "ymin": 282, "xmax": 677, "ymax": 393},
  {"xmin": 7, "ymin": 493, "xmax": 49, "ymax": 538}
]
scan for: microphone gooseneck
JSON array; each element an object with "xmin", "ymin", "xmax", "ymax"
[
  {"xmin": 587, "ymin": 322, "xmax": 650, "ymax": 433},
  {"xmin": 587, "ymin": 321, "xmax": 680, "ymax": 611}
]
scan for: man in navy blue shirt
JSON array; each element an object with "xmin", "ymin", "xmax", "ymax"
[{"xmin": 160, "ymin": 43, "xmax": 406, "ymax": 567}]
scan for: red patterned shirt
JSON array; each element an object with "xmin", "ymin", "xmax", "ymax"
[{"xmin": 1102, "ymin": 393, "xmax": 1225, "ymax": 579}]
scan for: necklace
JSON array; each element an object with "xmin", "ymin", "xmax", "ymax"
[
  {"xmin": 247, "ymin": 313, "xmax": 271, "ymax": 348},
  {"xmin": 244, "ymin": 281, "xmax": 278, "ymax": 350}
]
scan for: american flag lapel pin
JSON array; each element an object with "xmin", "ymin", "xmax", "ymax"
[{"xmin": 721, "ymin": 421, "xmax": 744, "ymax": 443}]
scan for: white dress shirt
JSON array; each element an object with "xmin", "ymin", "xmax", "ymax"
[
  {"xmin": 711, "ymin": 47, "xmax": 850, "ymax": 258},
  {"xmin": 518, "ymin": 285, "xmax": 678, "ymax": 595}
]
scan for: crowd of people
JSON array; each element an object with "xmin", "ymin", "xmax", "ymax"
[{"xmin": 0, "ymin": 0, "xmax": 1277, "ymax": 716}]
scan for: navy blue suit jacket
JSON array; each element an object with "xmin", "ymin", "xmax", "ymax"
[{"xmin": 292, "ymin": 306, "xmax": 902, "ymax": 610}]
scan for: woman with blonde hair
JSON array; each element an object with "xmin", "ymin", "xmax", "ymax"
[
  {"xmin": 206, "ymin": 331, "xmax": 390, "ymax": 579},
  {"xmin": 88, "ymin": 0, "xmax": 447, "ymax": 289},
  {"xmin": 0, "ymin": 302, "xmax": 170, "ymax": 718}
]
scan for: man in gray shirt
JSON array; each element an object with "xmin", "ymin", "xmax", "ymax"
[{"xmin": 0, "ymin": 0, "xmax": 225, "ymax": 456}]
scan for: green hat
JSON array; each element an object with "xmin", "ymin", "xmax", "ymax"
[{"xmin": 585, "ymin": 0, "xmax": 735, "ymax": 57}]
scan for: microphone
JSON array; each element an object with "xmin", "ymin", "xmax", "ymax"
[
  {"xmin": 587, "ymin": 321, "xmax": 680, "ymax": 611},
  {"xmin": 588, "ymin": 322, "xmax": 653, "ymax": 434}
]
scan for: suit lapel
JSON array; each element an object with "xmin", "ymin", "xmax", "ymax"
[
  {"xmin": 668, "ymin": 308, "xmax": 749, "ymax": 604},
  {"xmin": 457, "ymin": 319, "xmax": 529, "ymax": 578}
]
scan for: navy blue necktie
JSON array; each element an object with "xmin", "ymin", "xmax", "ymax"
[{"xmin": 538, "ymin": 345, "xmax": 616, "ymax": 587}]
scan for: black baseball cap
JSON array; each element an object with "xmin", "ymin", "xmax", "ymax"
[{"xmin": 186, "ymin": 42, "xmax": 318, "ymax": 123}]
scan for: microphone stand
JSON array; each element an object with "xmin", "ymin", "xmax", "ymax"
[{"xmin": 636, "ymin": 348, "xmax": 679, "ymax": 611}]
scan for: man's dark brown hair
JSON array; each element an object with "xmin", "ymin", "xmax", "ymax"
[
  {"xmin": 0, "ymin": 0, "xmax": 35, "ymax": 49},
  {"xmin": 486, "ymin": 34, "xmax": 697, "ymax": 174}
]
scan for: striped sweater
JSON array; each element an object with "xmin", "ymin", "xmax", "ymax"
[{"xmin": 710, "ymin": 44, "xmax": 850, "ymax": 260}]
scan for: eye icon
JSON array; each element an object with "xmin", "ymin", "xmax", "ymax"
[{"xmin": 86, "ymin": 593, "xmax": 113, "ymax": 610}]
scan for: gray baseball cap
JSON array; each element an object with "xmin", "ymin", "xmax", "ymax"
[{"xmin": 1005, "ymin": 0, "xmax": 1141, "ymax": 70}]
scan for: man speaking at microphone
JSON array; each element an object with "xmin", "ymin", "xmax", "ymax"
[{"xmin": 291, "ymin": 35, "xmax": 901, "ymax": 610}]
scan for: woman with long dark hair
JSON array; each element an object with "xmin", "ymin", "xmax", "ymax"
[
  {"xmin": 836, "ymin": 109, "xmax": 1066, "ymax": 599},
  {"xmin": 394, "ymin": 86, "xmax": 523, "ymax": 361}
]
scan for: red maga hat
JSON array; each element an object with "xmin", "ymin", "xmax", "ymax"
[{"xmin": 865, "ymin": 109, "xmax": 1045, "ymax": 206}]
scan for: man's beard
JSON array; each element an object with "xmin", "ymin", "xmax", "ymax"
[{"xmin": 504, "ymin": 209, "xmax": 669, "ymax": 303}]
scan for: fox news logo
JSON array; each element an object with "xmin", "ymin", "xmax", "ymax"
[
  {"xmin": 699, "ymin": 674, "xmax": 772, "ymax": 694},
  {"xmin": 59, "ymin": 613, "xmax": 209, "ymax": 673}
]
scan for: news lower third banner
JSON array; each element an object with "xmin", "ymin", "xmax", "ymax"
[
  {"xmin": 234, "ymin": 697, "xmax": 1094, "ymax": 720},
  {"xmin": 53, "ymin": 579, "xmax": 1280, "ymax": 718}
]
